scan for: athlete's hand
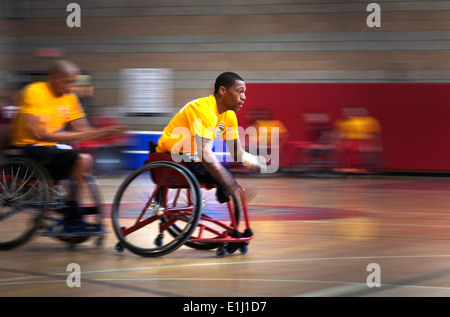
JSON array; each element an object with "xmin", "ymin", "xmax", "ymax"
[
  {"xmin": 99, "ymin": 125, "xmax": 128, "ymax": 138},
  {"xmin": 242, "ymin": 152, "xmax": 267, "ymax": 173},
  {"xmin": 256, "ymin": 156, "xmax": 267, "ymax": 173}
]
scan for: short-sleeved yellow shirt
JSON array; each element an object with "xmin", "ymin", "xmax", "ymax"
[
  {"xmin": 334, "ymin": 116, "xmax": 380, "ymax": 140},
  {"xmin": 157, "ymin": 95, "xmax": 239, "ymax": 154},
  {"xmin": 10, "ymin": 82, "xmax": 85, "ymax": 146},
  {"xmin": 252, "ymin": 119, "xmax": 288, "ymax": 145}
]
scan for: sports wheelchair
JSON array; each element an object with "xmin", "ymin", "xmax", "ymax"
[
  {"xmin": 0, "ymin": 153, "xmax": 106, "ymax": 250},
  {"xmin": 111, "ymin": 149, "xmax": 253, "ymax": 258}
]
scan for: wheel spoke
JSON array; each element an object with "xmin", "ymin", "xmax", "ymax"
[{"xmin": 0, "ymin": 159, "xmax": 48, "ymax": 250}]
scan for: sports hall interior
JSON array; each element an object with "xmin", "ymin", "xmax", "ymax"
[{"xmin": 1, "ymin": 0, "xmax": 450, "ymax": 298}]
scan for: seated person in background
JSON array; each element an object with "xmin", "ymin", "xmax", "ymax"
[{"xmin": 333, "ymin": 106, "xmax": 382, "ymax": 172}]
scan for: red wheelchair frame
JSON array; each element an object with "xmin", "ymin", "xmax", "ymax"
[{"xmin": 112, "ymin": 152, "xmax": 253, "ymax": 257}]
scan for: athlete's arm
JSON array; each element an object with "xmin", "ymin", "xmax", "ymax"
[
  {"xmin": 68, "ymin": 117, "xmax": 97, "ymax": 132},
  {"xmin": 69, "ymin": 117, "xmax": 127, "ymax": 135},
  {"xmin": 21, "ymin": 114, "xmax": 125, "ymax": 143}
]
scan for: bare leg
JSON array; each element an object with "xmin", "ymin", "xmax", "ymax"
[{"xmin": 69, "ymin": 153, "xmax": 94, "ymax": 205}]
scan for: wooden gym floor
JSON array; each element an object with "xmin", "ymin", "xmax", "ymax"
[{"xmin": 1, "ymin": 172, "xmax": 450, "ymax": 298}]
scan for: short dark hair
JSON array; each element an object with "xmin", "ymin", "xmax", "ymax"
[
  {"xmin": 48, "ymin": 60, "xmax": 80, "ymax": 76},
  {"xmin": 214, "ymin": 72, "xmax": 244, "ymax": 94}
]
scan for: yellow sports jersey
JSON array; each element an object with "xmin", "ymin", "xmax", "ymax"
[
  {"xmin": 157, "ymin": 95, "xmax": 239, "ymax": 154},
  {"xmin": 252, "ymin": 120, "xmax": 288, "ymax": 145},
  {"xmin": 334, "ymin": 116, "xmax": 380, "ymax": 140},
  {"xmin": 334, "ymin": 117, "xmax": 358, "ymax": 140},
  {"xmin": 355, "ymin": 116, "xmax": 380, "ymax": 139},
  {"xmin": 10, "ymin": 82, "xmax": 85, "ymax": 146}
]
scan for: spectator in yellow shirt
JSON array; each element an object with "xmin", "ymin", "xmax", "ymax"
[{"xmin": 333, "ymin": 107, "xmax": 382, "ymax": 171}]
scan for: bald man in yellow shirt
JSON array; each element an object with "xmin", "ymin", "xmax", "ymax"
[
  {"xmin": 156, "ymin": 72, "xmax": 266, "ymax": 204},
  {"xmin": 9, "ymin": 60, "xmax": 126, "ymax": 223}
]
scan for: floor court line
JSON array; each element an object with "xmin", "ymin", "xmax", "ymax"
[
  {"xmin": 5, "ymin": 275, "xmax": 450, "ymax": 296},
  {"xmin": 295, "ymin": 283, "xmax": 450, "ymax": 297},
  {"xmin": 4, "ymin": 254, "xmax": 450, "ymax": 278}
]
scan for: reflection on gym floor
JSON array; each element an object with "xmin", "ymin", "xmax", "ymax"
[{"xmin": 1, "ymin": 173, "xmax": 450, "ymax": 297}]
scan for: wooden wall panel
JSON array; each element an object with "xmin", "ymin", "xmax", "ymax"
[
  {"xmin": 10, "ymin": 11, "xmax": 450, "ymax": 38},
  {"xmin": 11, "ymin": 51, "xmax": 450, "ymax": 73}
]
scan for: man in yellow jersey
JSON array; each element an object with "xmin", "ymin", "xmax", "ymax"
[
  {"xmin": 156, "ymin": 72, "xmax": 266, "ymax": 204},
  {"xmin": 9, "ymin": 60, "xmax": 126, "ymax": 224},
  {"xmin": 333, "ymin": 106, "xmax": 382, "ymax": 171}
]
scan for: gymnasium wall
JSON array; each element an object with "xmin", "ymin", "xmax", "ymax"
[
  {"xmin": 0, "ymin": 9, "xmax": 15, "ymax": 98},
  {"xmin": 0, "ymin": 0, "xmax": 449, "ymax": 171},
  {"xmin": 239, "ymin": 83, "xmax": 450, "ymax": 172}
]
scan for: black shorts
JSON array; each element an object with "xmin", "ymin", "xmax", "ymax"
[
  {"xmin": 184, "ymin": 161, "xmax": 231, "ymax": 204},
  {"xmin": 6, "ymin": 145, "xmax": 81, "ymax": 181}
]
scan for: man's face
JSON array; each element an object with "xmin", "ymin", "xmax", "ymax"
[
  {"xmin": 223, "ymin": 80, "xmax": 246, "ymax": 112},
  {"xmin": 49, "ymin": 73, "xmax": 77, "ymax": 97}
]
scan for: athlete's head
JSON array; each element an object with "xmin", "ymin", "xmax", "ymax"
[
  {"xmin": 48, "ymin": 60, "xmax": 80, "ymax": 97},
  {"xmin": 214, "ymin": 72, "xmax": 246, "ymax": 113}
]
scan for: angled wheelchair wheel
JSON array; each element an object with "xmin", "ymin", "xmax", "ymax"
[
  {"xmin": 111, "ymin": 161, "xmax": 202, "ymax": 257},
  {"xmin": 0, "ymin": 158, "xmax": 49, "ymax": 250},
  {"xmin": 166, "ymin": 189, "xmax": 241, "ymax": 251}
]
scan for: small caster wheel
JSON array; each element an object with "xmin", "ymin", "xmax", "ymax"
[
  {"xmin": 154, "ymin": 233, "xmax": 164, "ymax": 247},
  {"xmin": 115, "ymin": 242, "xmax": 124, "ymax": 253},
  {"xmin": 239, "ymin": 243, "xmax": 248, "ymax": 255},
  {"xmin": 216, "ymin": 245, "xmax": 226, "ymax": 257},
  {"xmin": 226, "ymin": 243, "xmax": 239, "ymax": 254}
]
